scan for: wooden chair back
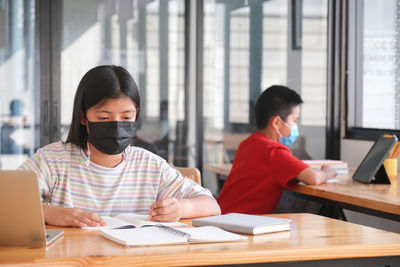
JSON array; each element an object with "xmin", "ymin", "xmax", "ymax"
[
  {"xmin": 222, "ymin": 133, "xmax": 250, "ymax": 150},
  {"xmin": 174, "ymin": 167, "xmax": 202, "ymax": 185}
]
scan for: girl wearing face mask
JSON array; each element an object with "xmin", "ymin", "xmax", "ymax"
[{"xmin": 19, "ymin": 65, "xmax": 220, "ymax": 227}]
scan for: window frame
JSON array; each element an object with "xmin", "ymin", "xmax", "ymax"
[{"xmin": 345, "ymin": 0, "xmax": 400, "ymax": 141}]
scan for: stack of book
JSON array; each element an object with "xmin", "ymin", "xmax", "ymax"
[
  {"xmin": 192, "ymin": 213, "xmax": 291, "ymax": 235},
  {"xmin": 303, "ymin": 160, "xmax": 349, "ymax": 175}
]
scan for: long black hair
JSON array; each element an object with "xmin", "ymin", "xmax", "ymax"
[{"xmin": 66, "ymin": 65, "xmax": 141, "ymax": 148}]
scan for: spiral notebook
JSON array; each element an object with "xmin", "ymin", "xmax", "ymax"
[
  {"xmin": 82, "ymin": 213, "xmax": 186, "ymax": 230},
  {"xmin": 100, "ymin": 225, "xmax": 247, "ymax": 246}
]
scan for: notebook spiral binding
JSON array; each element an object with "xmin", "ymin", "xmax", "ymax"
[{"xmin": 155, "ymin": 224, "xmax": 190, "ymax": 238}]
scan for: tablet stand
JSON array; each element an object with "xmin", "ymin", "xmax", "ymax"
[{"xmin": 371, "ymin": 164, "xmax": 391, "ymax": 184}]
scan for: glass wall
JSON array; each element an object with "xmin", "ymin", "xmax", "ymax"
[
  {"xmin": 202, "ymin": 0, "xmax": 329, "ymax": 195},
  {"xmin": 202, "ymin": 0, "xmax": 288, "ymax": 194},
  {"xmin": 0, "ymin": 0, "xmax": 330, "ymax": 176},
  {"xmin": 348, "ymin": 0, "xmax": 400, "ymax": 130},
  {"xmin": 60, "ymin": 0, "xmax": 186, "ymax": 164},
  {"xmin": 301, "ymin": 0, "xmax": 327, "ymax": 127},
  {"xmin": 0, "ymin": 0, "xmax": 37, "ymax": 169},
  {"xmin": 299, "ymin": 0, "xmax": 328, "ymax": 159}
]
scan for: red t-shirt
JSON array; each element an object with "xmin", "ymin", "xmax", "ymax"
[{"xmin": 217, "ymin": 132, "xmax": 309, "ymax": 214}]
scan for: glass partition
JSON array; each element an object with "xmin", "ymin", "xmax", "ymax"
[
  {"xmin": 202, "ymin": 0, "xmax": 289, "ymax": 194},
  {"xmin": 202, "ymin": 0, "xmax": 329, "ymax": 195},
  {"xmin": 300, "ymin": 0, "xmax": 328, "ymax": 159},
  {"xmin": 60, "ymin": 0, "xmax": 186, "ymax": 164},
  {"xmin": 0, "ymin": 0, "xmax": 37, "ymax": 169},
  {"xmin": 348, "ymin": 0, "xmax": 399, "ymax": 130}
]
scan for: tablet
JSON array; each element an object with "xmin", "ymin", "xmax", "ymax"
[{"xmin": 352, "ymin": 135, "xmax": 397, "ymax": 184}]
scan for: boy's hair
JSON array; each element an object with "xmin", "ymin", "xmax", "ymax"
[
  {"xmin": 66, "ymin": 65, "xmax": 141, "ymax": 148},
  {"xmin": 255, "ymin": 85, "xmax": 303, "ymax": 130}
]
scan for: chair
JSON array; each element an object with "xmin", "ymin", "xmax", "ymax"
[
  {"xmin": 288, "ymin": 135, "xmax": 312, "ymax": 160},
  {"xmin": 222, "ymin": 133, "xmax": 250, "ymax": 163},
  {"xmin": 174, "ymin": 166, "xmax": 202, "ymax": 185}
]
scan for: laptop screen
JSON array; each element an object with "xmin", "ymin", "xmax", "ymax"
[{"xmin": 0, "ymin": 170, "xmax": 63, "ymax": 247}]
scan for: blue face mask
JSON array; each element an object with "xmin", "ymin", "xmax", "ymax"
[{"xmin": 277, "ymin": 119, "xmax": 299, "ymax": 146}]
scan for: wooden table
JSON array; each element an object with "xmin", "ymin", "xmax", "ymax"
[
  {"xmin": 204, "ymin": 163, "xmax": 231, "ymax": 177},
  {"xmin": 204, "ymin": 163, "xmax": 400, "ymax": 221},
  {"xmin": 1, "ymin": 213, "xmax": 400, "ymax": 266}
]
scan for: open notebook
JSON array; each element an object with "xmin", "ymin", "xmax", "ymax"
[
  {"xmin": 303, "ymin": 160, "xmax": 349, "ymax": 175},
  {"xmin": 83, "ymin": 213, "xmax": 186, "ymax": 230},
  {"xmin": 100, "ymin": 225, "xmax": 247, "ymax": 246}
]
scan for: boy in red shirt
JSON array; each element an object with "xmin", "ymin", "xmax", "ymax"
[{"xmin": 217, "ymin": 85, "xmax": 337, "ymax": 214}]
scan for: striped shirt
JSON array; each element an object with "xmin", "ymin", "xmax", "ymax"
[{"xmin": 19, "ymin": 141, "xmax": 212, "ymax": 215}]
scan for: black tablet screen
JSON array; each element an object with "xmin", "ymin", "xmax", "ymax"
[{"xmin": 353, "ymin": 135, "xmax": 397, "ymax": 183}]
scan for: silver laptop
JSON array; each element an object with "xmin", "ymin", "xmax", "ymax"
[{"xmin": 0, "ymin": 170, "xmax": 63, "ymax": 247}]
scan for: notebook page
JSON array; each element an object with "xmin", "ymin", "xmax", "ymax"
[
  {"xmin": 179, "ymin": 226, "xmax": 248, "ymax": 243},
  {"xmin": 115, "ymin": 213, "xmax": 187, "ymax": 227},
  {"xmin": 100, "ymin": 227, "xmax": 188, "ymax": 246},
  {"xmin": 83, "ymin": 213, "xmax": 187, "ymax": 230},
  {"xmin": 82, "ymin": 216, "xmax": 128, "ymax": 230}
]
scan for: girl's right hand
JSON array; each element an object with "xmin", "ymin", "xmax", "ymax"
[{"xmin": 42, "ymin": 205, "xmax": 106, "ymax": 227}]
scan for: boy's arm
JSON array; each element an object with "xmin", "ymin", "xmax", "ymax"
[{"xmin": 296, "ymin": 165, "xmax": 337, "ymax": 185}]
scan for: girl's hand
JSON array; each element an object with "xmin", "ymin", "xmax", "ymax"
[
  {"xmin": 43, "ymin": 205, "xmax": 106, "ymax": 227},
  {"xmin": 148, "ymin": 197, "xmax": 183, "ymax": 222}
]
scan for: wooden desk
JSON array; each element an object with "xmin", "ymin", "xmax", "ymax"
[
  {"xmin": 204, "ymin": 163, "xmax": 231, "ymax": 177},
  {"xmin": 1, "ymin": 213, "xmax": 400, "ymax": 266},
  {"xmin": 204, "ymin": 163, "xmax": 400, "ymax": 221}
]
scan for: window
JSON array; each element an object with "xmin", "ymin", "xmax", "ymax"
[
  {"xmin": 59, "ymin": 0, "xmax": 186, "ymax": 163},
  {"xmin": 202, "ymin": 0, "xmax": 329, "ymax": 194},
  {"xmin": 0, "ymin": 0, "xmax": 37, "ymax": 169},
  {"xmin": 301, "ymin": 0, "xmax": 328, "ymax": 127},
  {"xmin": 347, "ymin": 0, "xmax": 400, "ymax": 139}
]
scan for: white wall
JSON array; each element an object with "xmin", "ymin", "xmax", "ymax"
[{"xmin": 341, "ymin": 139, "xmax": 400, "ymax": 233}]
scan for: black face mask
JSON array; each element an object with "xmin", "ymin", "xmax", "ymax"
[{"xmin": 87, "ymin": 121, "xmax": 136, "ymax": 155}]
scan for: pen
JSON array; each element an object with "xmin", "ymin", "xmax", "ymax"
[
  {"xmin": 165, "ymin": 178, "xmax": 186, "ymax": 198},
  {"xmin": 147, "ymin": 178, "xmax": 186, "ymax": 220},
  {"xmin": 113, "ymin": 225, "xmax": 136, "ymax": 229},
  {"xmin": 113, "ymin": 224, "xmax": 154, "ymax": 229}
]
